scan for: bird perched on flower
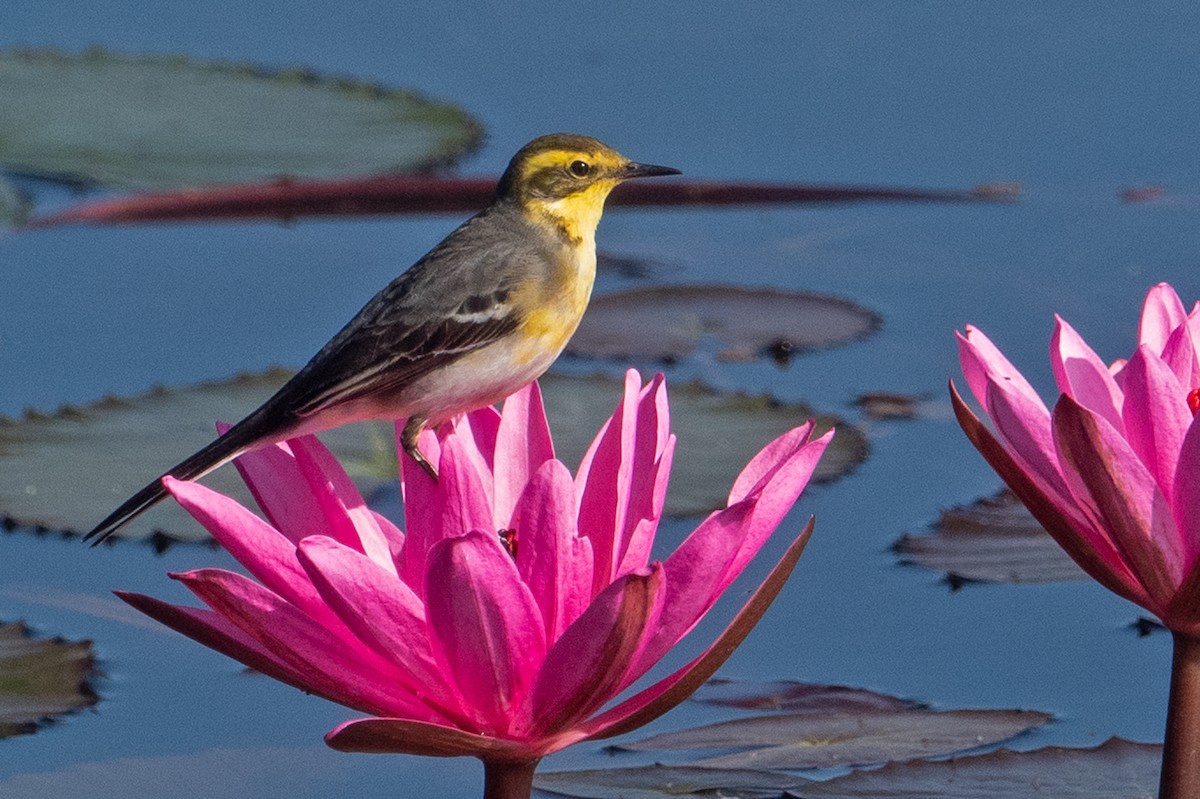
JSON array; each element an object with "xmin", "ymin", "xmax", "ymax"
[{"xmin": 86, "ymin": 133, "xmax": 679, "ymax": 543}]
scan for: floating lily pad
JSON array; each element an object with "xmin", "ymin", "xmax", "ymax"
[
  {"xmin": 536, "ymin": 738, "xmax": 1156, "ymax": 799},
  {"xmin": 0, "ymin": 370, "xmax": 865, "ymax": 544},
  {"xmin": 852, "ymin": 391, "xmax": 930, "ymax": 421},
  {"xmin": 695, "ymin": 679, "xmax": 920, "ymax": 714},
  {"xmin": 0, "ymin": 621, "xmax": 97, "ymax": 738},
  {"xmin": 0, "ymin": 173, "xmax": 30, "ymax": 226},
  {"xmin": 615, "ymin": 706, "xmax": 1051, "ymax": 770},
  {"xmin": 0, "ymin": 48, "xmax": 482, "ymax": 189},
  {"xmin": 894, "ymin": 489, "xmax": 1085, "ymax": 585},
  {"xmin": 534, "ymin": 764, "xmax": 807, "ymax": 799},
  {"xmin": 788, "ymin": 737, "xmax": 1159, "ymax": 799},
  {"xmin": 566, "ymin": 286, "xmax": 881, "ymax": 365},
  {"xmin": 0, "ymin": 369, "xmax": 389, "ymax": 544}
]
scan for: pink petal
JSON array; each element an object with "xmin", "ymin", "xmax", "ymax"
[
  {"xmin": 1051, "ymin": 316, "xmax": 1124, "ymax": 429},
  {"xmin": 425, "ymin": 530, "xmax": 547, "ymax": 734},
  {"xmin": 493, "ymin": 381, "xmax": 555, "ymax": 530},
  {"xmin": 952, "ymin": 383, "xmax": 1152, "ymax": 607},
  {"xmin": 296, "ymin": 535, "xmax": 463, "ymax": 718},
  {"xmin": 116, "ymin": 590, "xmax": 340, "ymax": 703},
  {"xmin": 227, "ymin": 434, "xmax": 330, "ymax": 545},
  {"xmin": 325, "ymin": 717, "xmax": 536, "ymax": 759},
  {"xmin": 1120, "ymin": 345, "xmax": 1192, "ymax": 501},
  {"xmin": 453, "ymin": 404, "xmax": 502, "ymax": 470},
  {"xmin": 956, "ymin": 327, "xmax": 1048, "ymax": 414},
  {"xmin": 513, "ymin": 566, "xmax": 663, "ymax": 740},
  {"xmin": 175, "ymin": 568, "xmax": 442, "ymax": 722},
  {"xmin": 163, "ymin": 477, "xmax": 342, "ymax": 630},
  {"xmin": 985, "ymin": 380, "xmax": 1085, "ymax": 520},
  {"xmin": 1139, "ymin": 282, "xmax": 1189, "ymax": 355},
  {"xmin": 631, "ymin": 426, "xmax": 827, "ymax": 678},
  {"xmin": 614, "ymin": 378, "xmax": 673, "ymax": 576},
  {"xmin": 729, "ymin": 421, "xmax": 815, "ymax": 505},
  {"xmin": 1170, "ymin": 417, "xmax": 1200, "ymax": 573},
  {"xmin": 619, "ymin": 383, "xmax": 676, "ymax": 575},
  {"xmin": 580, "ymin": 522, "xmax": 814, "ymax": 743},
  {"xmin": 438, "ymin": 435, "xmax": 496, "ymax": 541},
  {"xmin": 398, "ymin": 424, "xmax": 443, "ymax": 597},
  {"xmin": 639, "ymin": 504, "xmax": 747, "ymax": 668},
  {"xmin": 289, "ymin": 435, "xmax": 398, "ymax": 575},
  {"xmin": 1162, "ymin": 321, "xmax": 1200, "ymax": 393},
  {"xmin": 1053, "ymin": 396, "xmax": 1183, "ymax": 606},
  {"xmin": 511, "ymin": 459, "xmax": 594, "ymax": 640},
  {"xmin": 575, "ymin": 369, "xmax": 643, "ymax": 590},
  {"xmin": 724, "ymin": 428, "xmax": 831, "ymax": 584}
]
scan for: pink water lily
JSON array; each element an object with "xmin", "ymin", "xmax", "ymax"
[
  {"xmin": 119, "ymin": 370, "xmax": 830, "ymax": 798},
  {"xmin": 951, "ymin": 283, "xmax": 1200, "ymax": 799},
  {"xmin": 953, "ymin": 283, "xmax": 1200, "ymax": 630}
]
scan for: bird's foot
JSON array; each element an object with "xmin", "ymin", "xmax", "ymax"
[{"xmin": 401, "ymin": 416, "xmax": 439, "ymax": 481}]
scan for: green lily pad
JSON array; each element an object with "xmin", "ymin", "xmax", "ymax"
[
  {"xmin": 566, "ymin": 285, "xmax": 881, "ymax": 365},
  {"xmin": 614, "ymin": 706, "xmax": 1051, "ymax": 770},
  {"xmin": 788, "ymin": 737, "xmax": 1159, "ymax": 798},
  {"xmin": 0, "ymin": 620, "xmax": 97, "ymax": 738},
  {"xmin": 0, "ymin": 48, "xmax": 482, "ymax": 189},
  {"xmin": 0, "ymin": 370, "xmax": 865, "ymax": 544},
  {"xmin": 894, "ymin": 489, "xmax": 1085, "ymax": 585}
]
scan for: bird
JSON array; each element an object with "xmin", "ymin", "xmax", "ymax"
[{"xmin": 85, "ymin": 133, "xmax": 680, "ymax": 544}]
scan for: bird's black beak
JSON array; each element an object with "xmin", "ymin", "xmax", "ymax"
[{"xmin": 623, "ymin": 161, "xmax": 682, "ymax": 179}]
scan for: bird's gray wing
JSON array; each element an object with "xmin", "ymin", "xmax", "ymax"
[{"xmin": 273, "ymin": 212, "xmax": 539, "ymax": 420}]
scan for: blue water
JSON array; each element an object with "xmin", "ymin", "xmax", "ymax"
[{"xmin": 2, "ymin": 3, "xmax": 1199, "ymax": 797}]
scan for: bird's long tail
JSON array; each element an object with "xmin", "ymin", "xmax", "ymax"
[{"xmin": 83, "ymin": 419, "xmax": 266, "ymax": 545}]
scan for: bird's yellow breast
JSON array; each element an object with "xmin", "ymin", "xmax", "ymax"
[{"xmin": 512, "ymin": 231, "xmax": 597, "ymax": 365}]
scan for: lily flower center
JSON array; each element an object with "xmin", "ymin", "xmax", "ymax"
[{"xmin": 1190, "ymin": 387, "xmax": 1200, "ymax": 417}]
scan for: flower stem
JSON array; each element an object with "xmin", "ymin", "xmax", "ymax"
[
  {"xmin": 1160, "ymin": 632, "xmax": 1200, "ymax": 799},
  {"xmin": 481, "ymin": 759, "xmax": 539, "ymax": 799}
]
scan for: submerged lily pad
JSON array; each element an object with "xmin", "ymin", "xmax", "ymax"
[
  {"xmin": 0, "ymin": 621, "xmax": 97, "ymax": 738},
  {"xmin": 852, "ymin": 391, "xmax": 932, "ymax": 421},
  {"xmin": 0, "ymin": 48, "xmax": 481, "ymax": 189},
  {"xmin": 695, "ymin": 679, "xmax": 920, "ymax": 714},
  {"xmin": 788, "ymin": 737, "xmax": 1159, "ymax": 798},
  {"xmin": 894, "ymin": 489, "xmax": 1085, "ymax": 585},
  {"xmin": 536, "ymin": 738, "xmax": 1155, "ymax": 799},
  {"xmin": 0, "ymin": 370, "xmax": 865, "ymax": 543},
  {"xmin": 0, "ymin": 173, "xmax": 30, "ymax": 226},
  {"xmin": 535, "ymin": 765, "xmax": 806, "ymax": 799},
  {"xmin": 615, "ymin": 706, "xmax": 1051, "ymax": 770},
  {"xmin": 566, "ymin": 286, "xmax": 881, "ymax": 365}
]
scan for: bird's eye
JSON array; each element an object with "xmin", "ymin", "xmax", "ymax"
[{"xmin": 568, "ymin": 160, "xmax": 591, "ymax": 178}]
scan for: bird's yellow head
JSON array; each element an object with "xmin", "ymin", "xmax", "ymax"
[{"xmin": 497, "ymin": 133, "xmax": 680, "ymax": 242}]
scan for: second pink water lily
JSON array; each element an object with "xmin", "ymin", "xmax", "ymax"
[
  {"xmin": 118, "ymin": 369, "xmax": 830, "ymax": 793},
  {"xmin": 954, "ymin": 282, "xmax": 1200, "ymax": 632}
]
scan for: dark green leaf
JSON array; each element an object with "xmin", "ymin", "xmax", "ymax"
[
  {"xmin": 0, "ymin": 620, "xmax": 97, "ymax": 738},
  {"xmin": 0, "ymin": 48, "xmax": 481, "ymax": 189}
]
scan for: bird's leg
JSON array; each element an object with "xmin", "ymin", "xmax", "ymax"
[{"xmin": 401, "ymin": 416, "xmax": 439, "ymax": 480}]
